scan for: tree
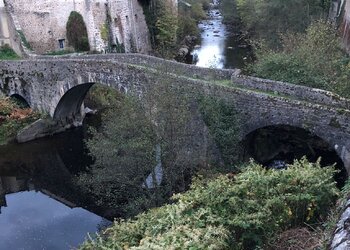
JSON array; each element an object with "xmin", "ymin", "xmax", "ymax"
[
  {"xmin": 251, "ymin": 21, "xmax": 350, "ymax": 97},
  {"xmin": 77, "ymin": 72, "xmax": 194, "ymax": 216},
  {"xmin": 66, "ymin": 11, "xmax": 90, "ymax": 51},
  {"xmin": 236, "ymin": 0, "xmax": 330, "ymax": 47},
  {"xmin": 77, "ymin": 94, "xmax": 157, "ymax": 216}
]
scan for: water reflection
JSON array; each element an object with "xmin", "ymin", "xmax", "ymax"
[
  {"xmin": 0, "ymin": 126, "xmax": 111, "ymax": 249},
  {"xmin": 192, "ymin": 9, "xmax": 227, "ymax": 68},
  {"xmin": 192, "ymin": 3, "xmax": 250, "ymax": 69},
  {"xmin": 0, "ymin": 191, "xmax": 106, "ymax": 250}
]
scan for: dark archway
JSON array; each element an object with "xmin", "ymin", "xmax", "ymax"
[
  {"xmin": 53, "ymin": 83, "xmax": 95, "ymax": 123},
  {"xmin": 10, "ymin": 94, "xmax": 30, "ymax": 108},
  {"xmin": 241, "ymin": 125, "xmax": 347, "ymax": 187}
]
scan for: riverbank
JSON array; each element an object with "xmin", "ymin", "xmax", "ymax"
[
  {"xmin": 0, "ymin": 97, "xmax": 41, "ymax": 145},
  {"xmin": 80, "ymin": 158, "xmax": 338, "ymax": 249}
]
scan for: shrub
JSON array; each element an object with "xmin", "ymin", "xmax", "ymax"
[
  {"xmin": 251, "ymin": 21, "xmax": 350, "ymax": 97},
  {"xmin": 0, "ymin": 44, "xmax": 19, "ymax": 60},
  {"xmin": 66, "ymin": 11, "xmax": 90, "ymax": 51},
  {"xmin": 0, "ymin": 97, "xmax": 41, "ymax": 144},
  {"xmin": 77, "ymin": 95, "xmax": 157, "ymax": 213},
  {"xmin": 236, "ymin": 0, "xmax": 329, "ymax": 47},
  {"xmin": 80, "ymin": 157, "xmax": 338, "ymax": 249},
  {"xmin": 199, "ymin": 96, "xmax": 240, "ymax": 166}
]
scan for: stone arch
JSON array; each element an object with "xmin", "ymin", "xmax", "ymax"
[
  {"xmin": 53, "ymin": 82, "xmax": 95, "ymax": 125},
  {"xmin": 241, "ymin": 124, "xmax": 347, "ymax": 186},
  {"xmin": 0, "ymin": 77, "xmax": 31, "ymax": 106},
  {"xmin": 9, "ymin": 94, "xmax": 30, "ymax": 108}
]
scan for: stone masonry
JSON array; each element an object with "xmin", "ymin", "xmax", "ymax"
[
  {"xmin": 4, "ymin": 0, "xmax": 153, "ymax": 54},
  {"xmin": 1, "ymin": 54, "xmax": 350, "ymax": 174}
]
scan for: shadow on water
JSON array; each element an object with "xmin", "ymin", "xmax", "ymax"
[{"xmin": 0, "ymin": 115, "xmax": 111, "ymax": 250}]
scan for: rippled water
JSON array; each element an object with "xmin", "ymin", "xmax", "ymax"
[{"xmin": 192, "ymin": 2, "xmax": 250, "ymax": 69}]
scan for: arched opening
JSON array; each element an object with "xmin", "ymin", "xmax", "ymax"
[
  {"xmin": 53, "ymin": 83, "xmax": 95, "ymax": 124},
  {"xmin": 9, "ymin": 94, "xmax": 30, "ymax": 108},
  {"xmin": 241, "ymin": 125, "xmax": 347, "ymax": 187}
]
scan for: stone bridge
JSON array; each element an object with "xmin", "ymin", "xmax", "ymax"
[{"xmin": 1, "ymin": 54, "xmax": 350, "ymax": 173}]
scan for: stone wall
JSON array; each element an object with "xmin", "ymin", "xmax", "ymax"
[
  {"xmin": 340, "ymin": 0, "xmax": 350, "ymax": 52},
  {"xmin": 0, "ymin": 0, "xmax": 24, "ymax": 56},
  {"xmin": 1, "ymin": 57, "xmax": 350, "ymax": 173},
  {"xmin": 5, "ymin": 0, "xmax": 152, "ymax": 54}
]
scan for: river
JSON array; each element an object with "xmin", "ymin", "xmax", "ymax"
[
  {"xmin": 191, "ymin": 0, "xmax": 250, "ymax": 69},
  {"xmin": 0, "ymin": 122, "xmax": 111, "ymax": 249}
]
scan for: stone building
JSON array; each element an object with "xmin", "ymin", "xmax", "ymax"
[
  {"xmin": 4, "ymin": 0, "xmax": 156, "ymax": 54},
  {"xmin": 341, "ymin": 0, "xmax": 350, "ymax": 52}
]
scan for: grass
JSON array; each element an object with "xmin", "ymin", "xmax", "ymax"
[
  {"xmin": 44, "ymin": 49, "xmax": 75, "ymax": 56},
  {"xmin": 0, "ymin": 45, "xmax": 20, "ymax": 60},
  {"xmin": 17, "ymin": 30, "xmax": 31, "ymax": 50}
]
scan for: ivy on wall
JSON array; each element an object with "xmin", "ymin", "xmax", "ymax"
[{"xmin": 66, "ymin": 11, "xmax": 90, "ymax": 52}]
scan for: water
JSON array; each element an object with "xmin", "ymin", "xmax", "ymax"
[
  {"xmin": 192, "ymin": 0, "xmax": 250, "ymax": 69},
  {"xmin": 0, "ymin": 126, "xmax": 111, "ymax": 250},
  {"xmin": 0, "ymin": 191, "xmax": 106, "ymax": 250}
]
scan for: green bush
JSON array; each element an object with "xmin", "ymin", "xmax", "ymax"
[
  {"xmin": 66, "ymin": 11, "xmax": 90, "ymax": 51},
  {"xmin": 80, "ymin": 157, "xmax": 338, "ymax": 249},
  {"xmin": 0, "ymin": 44, "xmax": 19, "ymax": 60},
  {"xmin": 251, "ymin": 21, "xmax": 350, "ymax": 97},
  {"xmin": 77, "ymin": 95, "xmax": 156, "ymax": 212},
  {"xmin": 236, "ymin": 0, "xmax": 329, "ymax": 47},
  {"xmin": 199, "ymin": 96, "xmax": 240, "ymax": 166}
]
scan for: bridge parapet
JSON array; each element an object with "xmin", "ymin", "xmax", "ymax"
[
  {"xmin": 33, "ymin": 53, "xmax": 237, "ymax": 81},
  {"xmin": 232, "ymin": 74, "xmax": 350, "ymax": 110}
]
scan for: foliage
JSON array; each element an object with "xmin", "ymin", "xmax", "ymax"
[
  {"xmin": 154, "ymin": 2, "xmax": 178, "ymax": 55},
  {"xmin": 84, "ymin": 84, "xmax": 124, "ymax": 109},
  {"xmin": 199, "ymin": 96, "xmax": 240, "ymax": 166},
  {"xmin": 44, "ymin": 49, "xmax": 74, "ymax": 56},
  {"xmin": 0, "ymin": 45, "xmax": 20, "ymax": 60},
  {"xmin": 0, "ymin": 97, "xmax": 40, "ymax": 144},
  {"xmin": 177, "ymin": 15, "xmax": 199, "ymax": 40},
  {"xmin": 251, "ymin": 21, "xmax": 350, "ymax": 97},
  {"xmin": 321, "ymin": 179, "xmax": 350, "ymax": 248},
  {"xmin": 177, "ymin": 0, "xmax": 210, "ymax": 42},
  {"xmin": 220, "ymin": 0, "xmax": 240, "ymax": 24},
  {"xmin": 100, "ymin": 23, "xmax": 109, "ymax": 42},
  {"xmin": 77, "ymin": 95, "xmax": 157, "ymax": 214},
  {"xmin": 235, "ymin": 0, "xmax": 330, "ymax": 47},
  {"xmin": 17, "ymin": 30, "xmax": 31, "ymax": 50},
  {"xmin": 80, "ymin": 157, "xmax": 338, "ymax": 249},
  {"xmin": 145, "ymin": 70, "xmax": 194, "ymax": 192},
  {"xmin": 140, "ymin": 0, "xmax": 178, "ymax": 56},
  {"xmin": 66, "ymin": 11, "xmax": 90, "ymax": 51},
  {"xmin": 77, "ymin": 67, "xmax": 196, "ymax": 215}
]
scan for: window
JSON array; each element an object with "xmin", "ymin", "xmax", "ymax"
[{"xmin": 58, "ymin": 39, "xmax": 65, "ymax": 49}]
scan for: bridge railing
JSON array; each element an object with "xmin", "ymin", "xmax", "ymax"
[
  {"xmin": 232, "ymin": 74, "xmax": 350, "ymax": 110},
  {"xmin": 32, "ymin": 53, "xmax": 237, "ymax": 81}
]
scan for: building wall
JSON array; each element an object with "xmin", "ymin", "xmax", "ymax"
[
  {"xmin": 5, "ymin": 0, "xmax": 152, "ymax": 54},
  {"xmin": 0, "ymin": 0, "xmax": 24, "ymax": 56},
  {"xmin": 341, "ymin": 0, "xmax": 350, "ymax": 52}
]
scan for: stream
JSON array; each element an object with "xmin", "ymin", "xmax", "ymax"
[
  {"xmin": 191, "ymin": 0, "xmax": 250, "ymax": 69},
  {"xmin": 0, "ymin": 1, "xmax": 345, "ymax": 249}
]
